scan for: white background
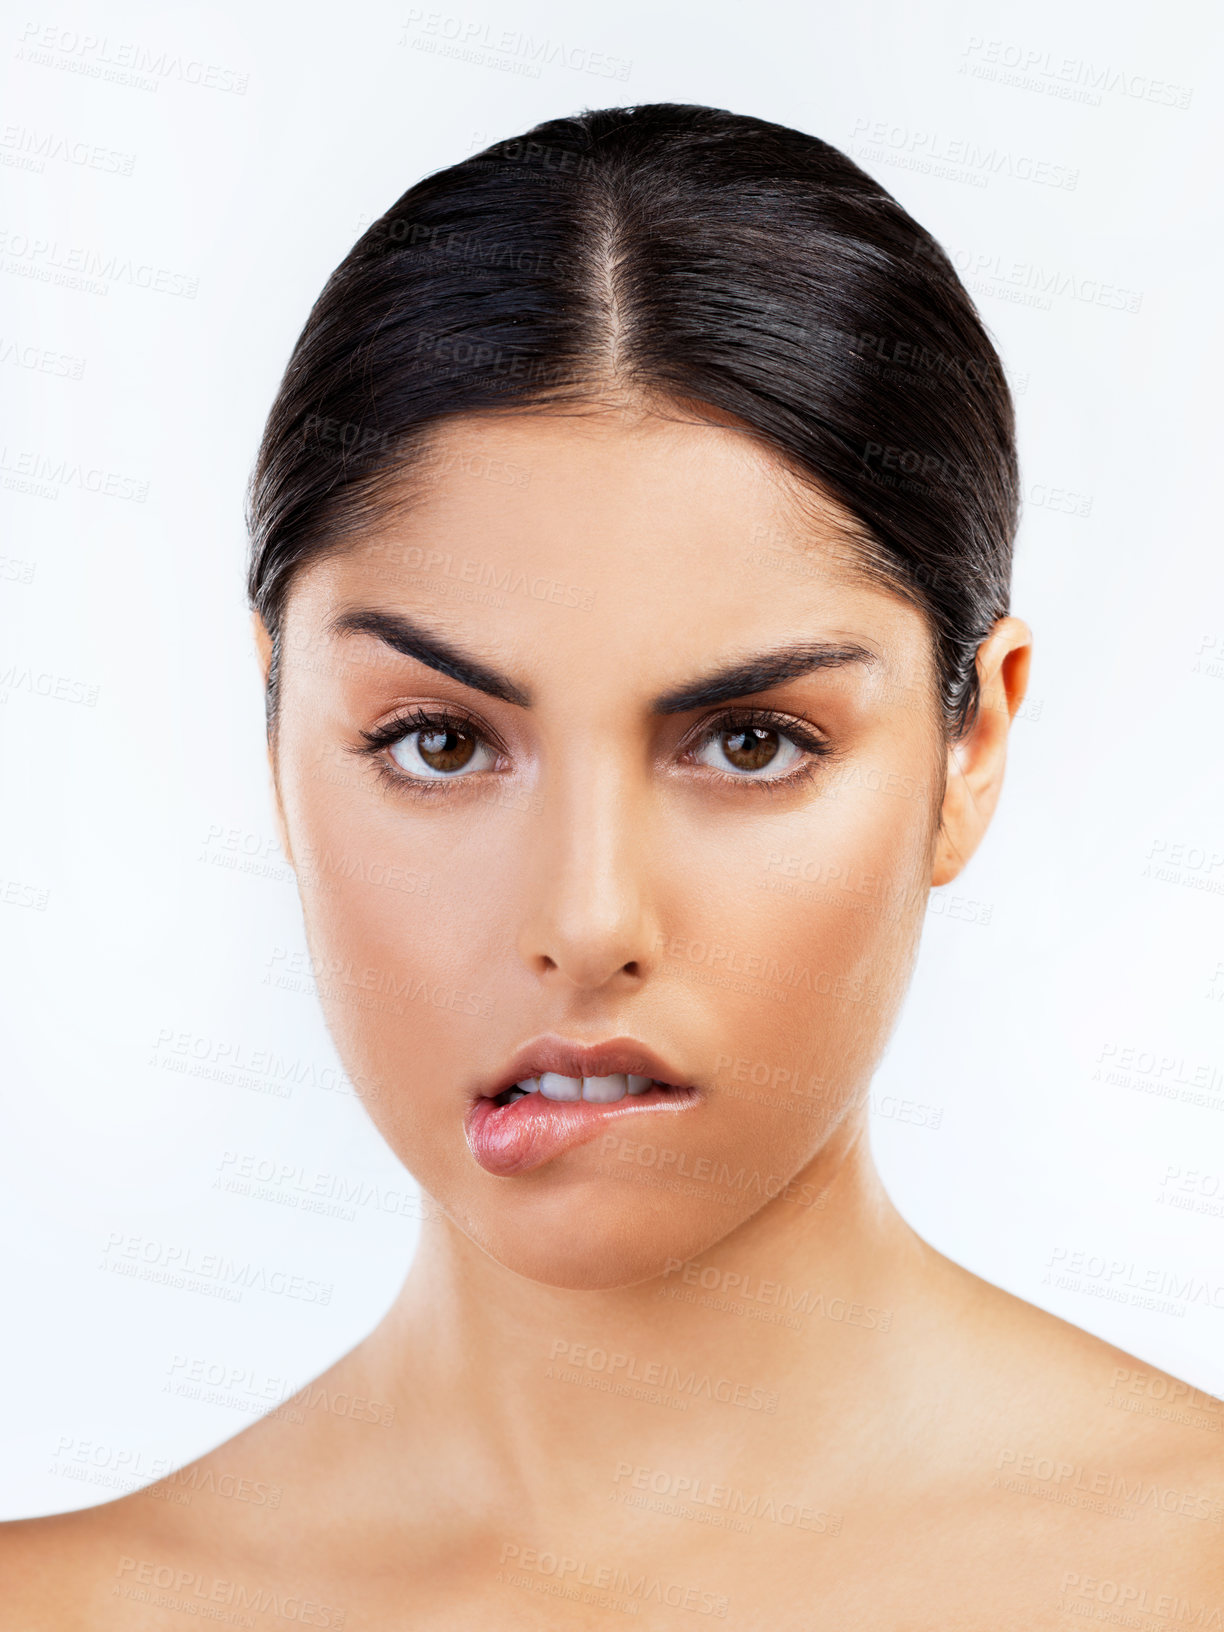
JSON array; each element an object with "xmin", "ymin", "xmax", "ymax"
[{"xmin": 2, "ymin": 0, "xmax": 1221, "ymax": 1517}]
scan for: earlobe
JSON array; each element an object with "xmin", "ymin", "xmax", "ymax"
[
  {"xmin": 931, "ymin": 741, "xmax": 972, "ymax": 889},
  {"xmin": 930, "ymin": 617, "xmax": 1032, "ymax": 888}
]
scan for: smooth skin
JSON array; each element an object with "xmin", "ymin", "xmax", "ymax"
[{"xmin": 5, "ymin": 401, "xmax": 1222, "ymax": 1628}]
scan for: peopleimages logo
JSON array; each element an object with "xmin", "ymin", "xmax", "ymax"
[
  {"xmin": 0, "ymin": 229, "xmax": 199, "ymax": 296},
  {"xmin": 659, "ymin": 1255, "xmax": 893, "ymax": 1330},
  {"xmin": 959, "ymin": 36, "xmax": 1193, "ymax": 110},
  {"xmin": 113, "ymin": 1558, "xmax": 343, "ymax": 1627},
  {"xmin": 612, "ymin": 1462, "xmax": 843, "ymax": 1534},
  {"xmin": 1044, "ymin": 1245, "xmax": 1224, "ymax": 1315},
  {"xmin": 0, "ymin": 443, "xmax": 148, "ymax": 500},
  {"xmin": 598, "ymin": 1131, "xmax": 826, "ymax": 1210},
  {"xmin": 994, "ymin": 1448, "xmax": 1220, "ymax": 1522},
  {"xmin": 548, "ymin": 1337, "xmax": 779, "ymax": 1413},
  {"xmin": 848, "ymin": 117, "xmax": 1078, "ymax": 191},
  {"xmin": 652, "ymin": 932, "xmax": 872, "ymax": 1001},
  {"xmin": 100, "ymin": 1233, "xmax": 333, "ymax": 1305},
  {"xmin": 15, "ymin": 23, "xmax": 249, "ymax": 94},
  {"xmin": 398, "ymin": 11, "xmax": 632, "ymax": 81},
  {"xmin": 0, "ymin": 122, "xmax": 136, "ymax": 174},
  {"xmin": 497, "ymin": 1541, "xmax": 728, "ymax": 1617}
]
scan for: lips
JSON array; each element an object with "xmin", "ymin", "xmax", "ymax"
[{"xmin": 465, "ymin": 1035, "xmax": 702, "ymax": 1177}]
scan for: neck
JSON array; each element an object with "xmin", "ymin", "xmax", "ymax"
[{"xmin": 355, "ymin": 1113, "xmax": 943, "ymax": 1517}]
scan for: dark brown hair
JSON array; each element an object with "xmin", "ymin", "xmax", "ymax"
[{"xmin": 247, "ymin": 102, "xmax": 1018, "ymax": 738}]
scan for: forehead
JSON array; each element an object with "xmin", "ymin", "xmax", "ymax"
[{"xmin": 283, "ymin": 407, "xmax": 935, "ymax": 700}]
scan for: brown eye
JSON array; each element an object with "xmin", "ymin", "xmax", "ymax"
[
  {"xmin": 419, "ymin": 727, "xmax": 476, "ymax": 773},
  {"xmin": 693, "ymin": 717, "xmax": 811, "ymax": 781},
  {"xmin": 721, "ymin": 726, "xmax": 780, "ymax": 772},
  {"xmin": 388, "ymin": 720, "xmax": 494, "ymax": 780}
]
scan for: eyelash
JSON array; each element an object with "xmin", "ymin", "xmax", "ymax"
[
  {"xmin": 358, "ymin": 706, "xmax": 483, "ymax": 756},
  {"xmin": 354, "ymin": 705, "xmax": 834, "ymax": 796},
  {"xmin": 354, "ymin": 706, "xmax": 490, "ymax": 798},
  {"xmin": 690, "ymin": 708, "xmax": 834, "ymax": 794}
]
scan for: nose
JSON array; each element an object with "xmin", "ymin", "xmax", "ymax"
[{"xmin": 516, "ymin": 746, "xmax": 657, "ymax": 992}]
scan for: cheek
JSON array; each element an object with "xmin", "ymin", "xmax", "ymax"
[
  {"xmin": 664, "ymin": 774, "xmax": 935, "ymax": 1124},
  {"xmin": 277, "ymin": 755, "xmax": 509, "ymax": 1165}
]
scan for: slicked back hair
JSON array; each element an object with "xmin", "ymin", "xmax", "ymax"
[{"xmin": 247, "ymin": 102, "xmax": 1018, "ymax": 740}]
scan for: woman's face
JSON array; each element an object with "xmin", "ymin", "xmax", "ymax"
[{"xmin": 269, "ymin": 405, "xmax": 948, "ymax": 1289}]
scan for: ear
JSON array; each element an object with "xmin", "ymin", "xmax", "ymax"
[
  {"xmin": 252, "ymin": 609, "xmax": 274, "ymax": 688},
  {"xmin": 251, "ymin": 611, "xmax": 294, "ymax": 868},
  {"xmin": 931, "ymin": 616, "xmax": 1032, "ymax": 888}
]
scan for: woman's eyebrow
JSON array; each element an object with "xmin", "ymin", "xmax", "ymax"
[
  {"xmin": 327, "ymin": 608, "xmax": 876, "ymax": 714},
  {"xmin": 328, "ymin": 608, "xmax": 530, "ymax": 706},
  {"xmin": 651, "ymin": 641, "xmax": 877, "ymax": 715}
]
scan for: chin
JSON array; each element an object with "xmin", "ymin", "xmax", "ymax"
[{"xmin": 440, "ymin": 1165, "xmax": 783, "ymax": 1292}]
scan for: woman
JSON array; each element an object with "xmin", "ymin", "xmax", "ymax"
[{"xmin": 7, "ymin": 103, "xmax": 1221, "ymax": 1625}]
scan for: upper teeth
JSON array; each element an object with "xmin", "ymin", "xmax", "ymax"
[{"xmin": 526, "ymin": 1072, "xmax": 657, "ymax": 1103}]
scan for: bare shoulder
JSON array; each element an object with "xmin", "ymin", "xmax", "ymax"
[
  {"xmin": 976, "ymin": 1262, "xmax": 1223, "ymax": 1466},
  {"xmin": 0, "ymin": 1497, "xmax": 171, "ymax": 1630},
  {"xmin": 0, "ymin": 1375, "xmax": 349, "ymax": 1629},
  {"xmin": 930, "ymin": 1248, "xmax": 1224, "ymax": 1602}
]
